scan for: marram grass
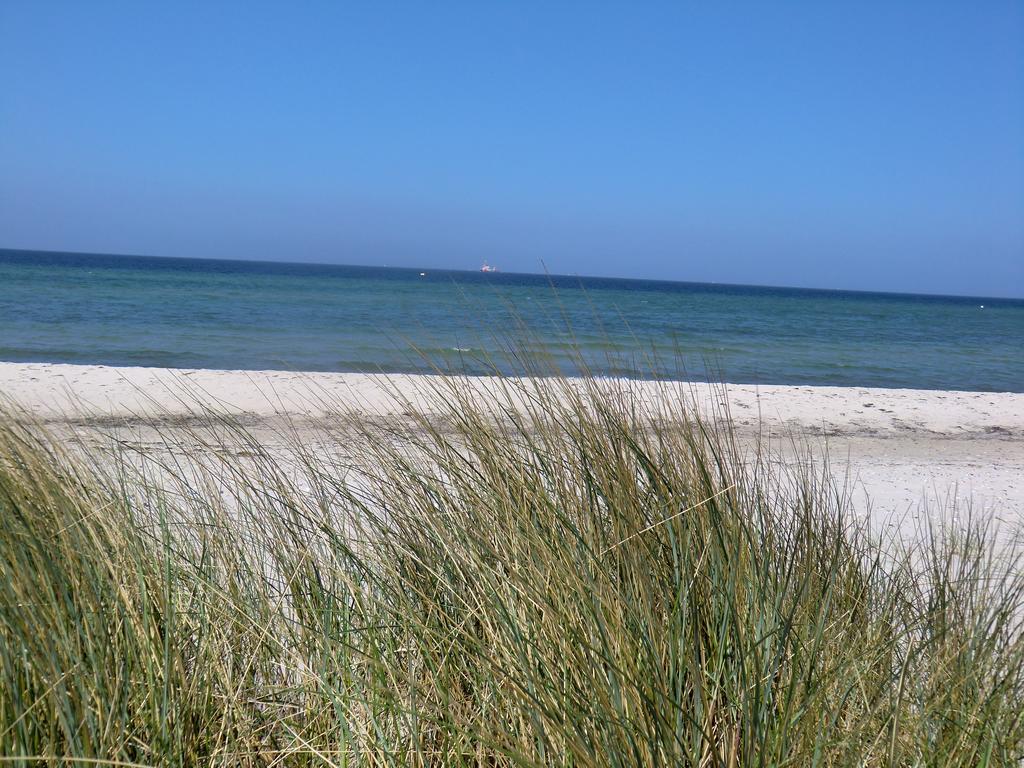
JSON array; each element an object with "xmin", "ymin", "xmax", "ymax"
[{"xmin": 0, "ymin": 373, "xmax": 1022, "ymax": 766}]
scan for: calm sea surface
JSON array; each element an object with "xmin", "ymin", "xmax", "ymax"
[{"xmin": 1, "ymin": 249, "xmax": 1021, "ymax": 392}]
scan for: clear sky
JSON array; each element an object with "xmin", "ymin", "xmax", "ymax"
[{"xmin": 2, "ymin": 2, "xmax": 1022, "ymax": 297}]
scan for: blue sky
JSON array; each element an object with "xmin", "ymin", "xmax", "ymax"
[{"xmin": 1, "ymin": 2, "xmax": 1022, "ymax": 297}]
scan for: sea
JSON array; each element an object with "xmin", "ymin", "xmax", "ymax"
[{"xmin": 1, "ymin": 248, "xmax": 1022, "ymax": 392}]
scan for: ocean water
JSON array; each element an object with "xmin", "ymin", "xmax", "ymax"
[{"xmin": 1, "ymin": 248, "xmax": 1021, "ymax": 392}]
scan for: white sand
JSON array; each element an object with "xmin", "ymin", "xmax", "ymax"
[{"xmin": 2, "ymin": 362, "xmax": 1022, "ymax": 526}]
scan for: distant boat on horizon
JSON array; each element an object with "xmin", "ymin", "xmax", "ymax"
[{"xmin": 480, "ymin": 261, "xmax": 498, "ymax": 273}]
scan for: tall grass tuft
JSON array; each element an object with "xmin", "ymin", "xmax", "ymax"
[{"xmin": 0, "ymin": 373, "xmax": 1022, "ymax": 765}]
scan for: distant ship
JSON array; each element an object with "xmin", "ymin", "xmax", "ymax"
[{"xmin": 480, "ymin": 261, "xmax": 498, "ymax": 273}]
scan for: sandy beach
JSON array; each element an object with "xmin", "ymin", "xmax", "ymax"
[{"xmin": 2, "ymin": 361, "xmax": 1022, "ymax": 529}]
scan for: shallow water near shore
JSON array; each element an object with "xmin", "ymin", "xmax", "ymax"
[{"xmin": 2, "ymin": 248, "xmax": 1022, "ymax": 391}]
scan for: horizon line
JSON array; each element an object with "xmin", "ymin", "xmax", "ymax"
[{"xmin": 2, "ymin": 245, "xmax": 1020, "ymax": 303}]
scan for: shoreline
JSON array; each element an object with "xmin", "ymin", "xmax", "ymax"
[
  {"xmin": 2, "ymin": 361, "xmax": 1022, "ymax": 521},
  {"xmin": 2, "ymin": 361, "xmax": 1022, "ymax": 434}
]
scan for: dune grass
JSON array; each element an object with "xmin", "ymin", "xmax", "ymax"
[{"xmin": 0, "ymin": 372, "xmax": 1022, "ymax": 766}]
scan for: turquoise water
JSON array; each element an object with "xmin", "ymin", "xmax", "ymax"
[{"xmin": 1, "ymin": 249, "xmax": 1022, "ymax": 391}]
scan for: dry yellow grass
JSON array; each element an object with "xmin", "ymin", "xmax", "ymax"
[{"xmin": 1, "ymin": 372, "xmax": 1022, "ymax": 765}]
